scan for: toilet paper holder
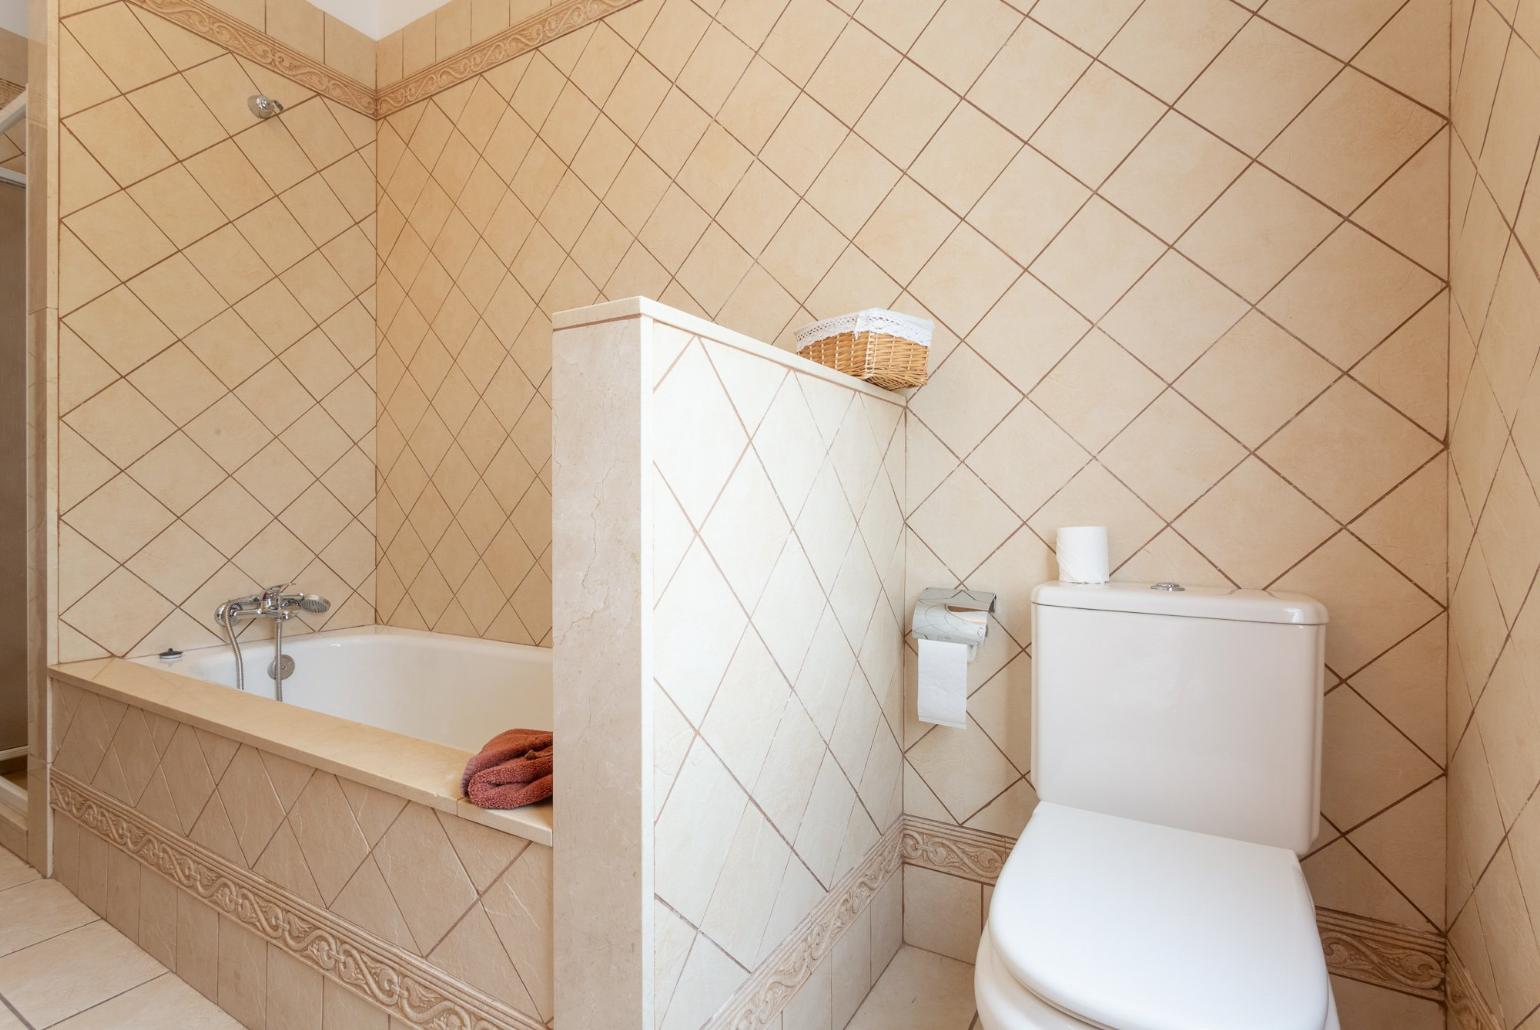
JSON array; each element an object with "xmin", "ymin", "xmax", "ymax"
[{"xmin": 912, "ymin": 587, "xmax": 997, "ymax": 660}]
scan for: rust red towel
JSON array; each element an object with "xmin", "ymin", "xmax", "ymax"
[{"xmin": 462, "ymin": 729, "xmax": 553, "ymax": 809}]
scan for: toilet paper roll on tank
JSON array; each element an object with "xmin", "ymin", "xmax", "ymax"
[
  {"xmin": 1055, "ymin": 525, "xmax": 1110, "ymax": 584},
  {"xmin": 913, "ymin": 528, "xmax": 1110, "ymax": 729}
]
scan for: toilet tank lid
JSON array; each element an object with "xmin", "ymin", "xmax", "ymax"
[{"xmin": 1032, "ymin": 582, "xmax": 1327, "ymax": 625}]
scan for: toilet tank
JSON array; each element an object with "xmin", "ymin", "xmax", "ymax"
[{"xmin": 1031, "ymin": 582, "xmax": 1328, "ymax": 854}]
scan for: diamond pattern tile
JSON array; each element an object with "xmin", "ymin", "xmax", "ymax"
[
  {"xmin": 57, "ymin": 1, "xmax": 376, "ymax": 659},
  {"xmin": 82, "ymin": 694, "xmax": 552, "ymax": 1021},
  {"xmin": 397, "ymin": 3, "xmax": 1451, "ymax": 964},
  {"xmin": 649, "ymin": 330, "xmax": 903, "ymax": 1022}
]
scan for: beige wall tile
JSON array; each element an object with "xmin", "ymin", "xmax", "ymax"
[
  {"xmin": 265, "ymin": 0, "xmax": 325, "ymax": 60},
  {"xmin": 137, "ymin": 867, "xmax": 178, "ymax": 969},
  {"xmin": 266, "ymin": 944, "xmax": 322, "ymax": 1030},
  {"xmin": 322, "ymin": 976, "xmax": 388, "ymax": 1029},
  {"xmin": 217, "ymin": 915, "xmax": 267, "ymax": 1028},
  {"xmin": 902, "ymin": 865, "xmax": 981, "ymax": 963},
  {"xmin": 176, "ymin": 893, "xmax": 219, "ymax": 1002},
  {"xmin": 58, "ymin": 3, "xmax": 376, "ymax": 660}
]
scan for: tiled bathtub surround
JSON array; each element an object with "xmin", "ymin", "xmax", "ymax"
[
  {"xmin": 551, "ymin": 299, "xmax": 903, "ymax": 1027},
  {"xmin": 55, "ymin": 0, "xmax": 379, "ymax": 661},
  {"xmin": 1445, "ymin": 0, "xmax": 1540, "ymax": 1025},
  {"xmin": 48, "ymin": 673, "xmax": 553, "ymax": 1028}
]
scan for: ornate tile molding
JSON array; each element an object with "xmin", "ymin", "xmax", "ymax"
[
  {"xmin": 126, "ymin": 0, "xmax": 376, "ymax": 115},
  {"xmin": 900, "ymin": 817, "xmax": 1447, "ymax": 1002},
  {"xmin": 51, "ymin": 771, "xmax": 541, "ymax": 1030},
  {"xmin": 710, "ymin": 821, "xmax": 902, "ymax": 1030},
  {"xmin": 1317, "ymin": 907, "xmax": 1443, "ymax": 1000},
  {"xmin": 901, "ymin": 816, "xmax": 1010, "ymax": 884},
  {"xmin": 375, "ymin": 0, "xmax": 640, "ymax": 116},
  {"xmin": 114, "ymin": 0, "xmax": 641, "ymax": 120},
  {"xmin": 1445, "ymin": 947, "xmax": 1501, "ymax": 1030}
]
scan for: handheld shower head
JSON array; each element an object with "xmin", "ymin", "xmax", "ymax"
[{"xmin": 298, "ymin": 594, "xmax": 331, "ymax": 614}]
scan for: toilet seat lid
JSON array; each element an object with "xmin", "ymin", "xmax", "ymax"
[{"xmin": 989, "ymin": 803, "xmax": 1330, "ymax": 1030}]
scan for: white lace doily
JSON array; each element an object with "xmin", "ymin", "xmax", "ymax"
[{"xmin": 794, "ymin": 308, "xmax": 933, "ymax": 348}]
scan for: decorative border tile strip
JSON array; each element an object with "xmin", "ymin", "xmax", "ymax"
[
  {"xmin": 1317, "ymin": 907, "xmax": 1443, "ymax": 1000},
  {"xmin": 51, "ymin": 771, "xmax": 542, "ymax": 1030},
  {"xmin": 901, "ymin": 816, "xmax": 1010, "ymax": 884},
  {"xmin": 710, "ymin": 821, "xmax": 902, "ymax": 1030},
  {"xmin": 900, "ymin": 817, "xmax": 1447, "ymax": 1001},
  {"xmin": 126, "ymin": 0, "xmax": 377, "ymax": 114},
  {"xmin": 1446, "ymin": 946, "xmax": 1502, "ymax": 1030},
  {"xmin": 375, "ymin": 0, "xmax": 640, "ymax": 116},
  {"xmin": 112, "ymin": 0, "xmax": 641, "ymax": 120}
]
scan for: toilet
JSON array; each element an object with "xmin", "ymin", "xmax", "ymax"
[{"xmin": 975, "ymin": 582, "xmax": 1340, "ymax": 1030}]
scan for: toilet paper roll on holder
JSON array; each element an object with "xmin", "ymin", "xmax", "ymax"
[{"xmin": 912, "ymin": 587, "xmax": 997, "ymax": 660}]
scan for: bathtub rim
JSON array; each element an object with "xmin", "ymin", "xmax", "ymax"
[{"xmin": 48, "ymin": 628, "xmax": 552, "ymax": 846}]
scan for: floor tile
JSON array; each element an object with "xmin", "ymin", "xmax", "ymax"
[
  {"xmin": 53, "ymin": 972, "xmax": 242, "ymax": 1029},
  {"xmin": 0, "ymin": 879, "xmax": 96, "ymax": 957},
  {"xmin": 0, "ymin": 919, "xmax": 164, "ymax": 1027},
  {"xmin": 847, "ymin": 946, "xmax": 977, "ymax": 1030},
  {"xmin": 1328, "ymin": 975, "xmax": 1442, "ymax": 1030},
  {"xmin": 0, "ymin": 1002, "xmax": 22, "ymax": 1029},
  {"xmin": 0, "ymin": 848, "xmax": 37, "ymax": 892}
]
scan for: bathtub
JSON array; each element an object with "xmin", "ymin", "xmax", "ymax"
[{"xmin": 132, "ymin": 626, "xmax": 552, "ymax": 753}]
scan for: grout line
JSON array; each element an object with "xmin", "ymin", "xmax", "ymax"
[
  {"xmin": 0, "ymin": 989, "xmax": 34, "ymax": 1030},
  {"xmin": 38, "ymin": 970, "xmax": 172, "ymax": 1028}
]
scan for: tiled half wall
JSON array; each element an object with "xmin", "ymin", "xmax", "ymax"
[
  {"xmin": 551, "ymin": 302, "xmax": 904, "ymax": 1027},
  {"xmin": 48, "ymin": 674, "xmax": 553, "ymax": 1029},
  {"xmin": 647, "ymin": 316, "xmax": 903, "ymax": 1025}
]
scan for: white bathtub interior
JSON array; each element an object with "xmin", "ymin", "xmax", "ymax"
[{"xmin": 133, "ymin": 626, "xmax": 552, "ymax": 753}]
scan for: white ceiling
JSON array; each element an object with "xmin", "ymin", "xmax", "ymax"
[
  {"xmin": 0, "ymin": 0, "xmax": 448, "ymax": 42},
  {"xmin": 292, "ymin": 0, "xmax": 451, "ymax": 39}
]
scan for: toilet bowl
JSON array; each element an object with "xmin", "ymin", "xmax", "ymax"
[
  {"xmin": 974, "ymin": 804, "xmax": 1339, "ymax": 1030},
  {"xmin": 973, "ymin": 583, "xmax": 1335, "ymax": 1029}
]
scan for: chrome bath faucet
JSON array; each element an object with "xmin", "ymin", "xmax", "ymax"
[{"xmin": 214, "ymin": 584, "xmax": 330, "ymax": 699}]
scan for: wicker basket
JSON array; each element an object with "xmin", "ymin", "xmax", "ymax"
[{"xmin": 794, "ymin": 309, "xmax": 932, "ymax": 391}]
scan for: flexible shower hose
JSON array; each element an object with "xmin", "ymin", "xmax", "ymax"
[{"xmin": 222, "ymin": 604, "xmax": 246, "ymax": 694}]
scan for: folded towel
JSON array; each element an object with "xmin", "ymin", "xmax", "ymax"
[{"xmin": 462, "ymin": 729, "xmax": 553, "ymax": 809}]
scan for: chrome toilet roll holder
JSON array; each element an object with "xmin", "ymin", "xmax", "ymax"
[{"xmin": 912, "ymin": 587, "xmax": 997, "ymax": 660}]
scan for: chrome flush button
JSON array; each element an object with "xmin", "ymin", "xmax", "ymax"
[{"xmin": 1151, "ymin": 582, "xmax": 1185, "ymax": 592}]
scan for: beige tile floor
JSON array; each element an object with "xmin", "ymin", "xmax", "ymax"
[
  {"xmin": 847, "ymin": 946, "xmax": 979, "ymax": 1029},
  {"xmin": 0, "ymin": 845, "xmax": 1447, "ymax": 1030},
  {"xmin": 0, "ymin": 847, "xmax": 237, "ymax": 1029}
]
